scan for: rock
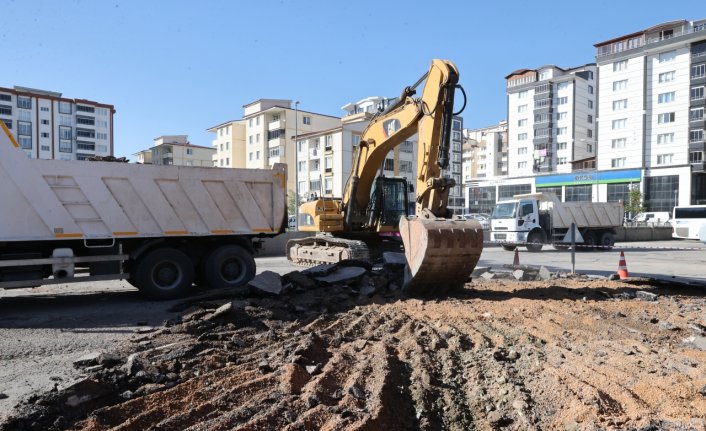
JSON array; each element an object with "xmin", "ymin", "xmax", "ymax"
[
  {"xmin": 608, "ymin": 273, "xmax": 620, "ymax": 281},
  {"xmin": 306, "ymin": 395, "xmax": 320, "ymax": 408},
  {"xmin": 348, "ymin": 384, "xmax": 365, "ymax": 399},
  {"xmin": 480, "ymin": 272, "xmax": 495, "ymax": 280},
  {"xmin": 258, "ymin": 361, "xmax": 273, "ymax": 373},
  {"xmin": 305, "ymin": 364, "xmax": 321, "ymax": 375},
  {"xmin": 231, "ymin": 336, "xmax": 247, "ymax": 347},
  {"xmin": 471, "ymin": 266, "xmax": 491, "ymax": 277},
  {"xmin": 301, "ymin": 264, "xmax": 337, "ymax": 277},
  {"xmin": 62, "ymin": 379, "xmax": 112, "ymax": 408},
  {"xmin": 507, "ymin": 350, "xmax": 520, "ymax": 360},
  {"xmin": 97, "ymin": 353, "xmax": 121, "ymax": 367},
  {"xmin": 248, "ymin": 271, "xmax": 284, "ymax": 295},
  {"xmin": 487, "ymin": 410, "xmax": 504, "ymax": 424},
  {"xmin": 124, "ymin": 353, "xmax": 143, "ymax": 376},
  {"xmin": 0, "ymin": 393, "xmax": 8, "ymax": 400},
  {"xmin": 314, "ymin": 266, "xmax": 367, "ymax": 285},
  {"xmin": 683, "ymin": 335, "xmax": 706, "ymax": 351},
  {"xmin": 283, "ymin": 271, "xmax": 317, "ymax": 289},
  {"xmin": 134, "ymin": 383, "xmax": 164, "ymax": 397},
  {"xmin": 698, "ymin": 384, "xmax": 706, "ymax": 396},
  {"xmin": 636, "ymin": 291, "xmax": 658, "ymax": 301},
  {"xmin": 382, "ymin": 252, "xmax": 406, "ymax": 266},
  {"xmin": 537, "ymin": 266, "xmax": 551, "ymax": 281},
  {"xmin": 512, "ymin": 269, "xmax": 525, "ymax": 281},
  {"xmin": 73, "ymin": 352, "xmax": 101, "ymax": 367}
]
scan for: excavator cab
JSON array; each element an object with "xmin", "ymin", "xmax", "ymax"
[{"xmin": 367, "ymin": 177, "xmax": 409, "ymax": 232}]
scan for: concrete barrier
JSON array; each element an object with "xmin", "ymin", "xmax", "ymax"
[
  {"xmin": 256, "ymin": 231, "xmax": 311, "ymax": 257},
  {"xmin": 615, "ymin": 226, "xmax": 672, "ymax": 242}
]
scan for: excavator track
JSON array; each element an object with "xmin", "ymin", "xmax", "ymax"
[{"xmin": 287, "ymin": 234, "xmax": 370, "ymax": 267}]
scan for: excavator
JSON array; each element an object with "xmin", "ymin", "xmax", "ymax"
[{"xmin": 287, "ymin": 59, "xmax": 483, "ymax": 296}]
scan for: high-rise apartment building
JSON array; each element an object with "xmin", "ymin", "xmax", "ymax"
[
  {"xmin": 506, "ymin": 64, "xmax": 597, "ymax": 177},
  {"xmin": 0, "ymin": 86, "xmax": 114, "ymax": 160},
  {"xmin": 595, "ymin": 18, "xmax": 706, "ymax": 209},
  {"xmin": 208, "ymin": 99, "xmax": 340, "ymax": 194},
  {"xmin": 463, "ymin": 121, "xmax": 508, "ymax": 213},
  {"xmin": 446, "ymin": 115, "xmax": 465, "ymax": 214},
  {"xmin": 133, "ymin": 135, "xmax": 215, "ymax": 167}
]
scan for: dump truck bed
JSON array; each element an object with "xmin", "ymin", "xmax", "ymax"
[{"xmin": 0, "ymin": 123, "xmax": 287, "ymax": 242}]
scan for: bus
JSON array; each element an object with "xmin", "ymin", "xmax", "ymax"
[{"xmin": 671, "ymin": 205, "xmax": 706, "ymax": 240}]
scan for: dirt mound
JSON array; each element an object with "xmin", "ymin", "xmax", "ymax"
[{"xmin": 3, "ymin": 265, "xmax": 706, "ymax": 430}]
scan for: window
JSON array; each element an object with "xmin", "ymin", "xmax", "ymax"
[
  {"xmin": 324, "ymin": 156, "xmax": 332, "ymax": 172},
  {"xmin": 518, "ymin": 133, "xmax": 527, "ymax": 141},
  {"xmin": 383, "ymin": 158, "xmax": 394, "ymax": 171},
  {"xmin": 613, "ymin": 60, "xmax": 628, "ymax": 71},
  {"xmin": 690, "ymin": 151, "xmax": 703, "ymax": 163},
  {"xmin": 565, "ymin": 185, "xmax": 592, "ymax": 202},
  {"xmin": 40, "ymin": 119, "xmax": 49, "ymax": 125},
  {"xmin": 59, "ymin": 116, "xmax": 72, "ymax": 126},
  {"xmin": 692, "ymin": 86, "xmax": 705, "ymax": 101},
  {"xmin": 558, "ymin": 142, "xmax": 568, "ymax": 150},
  {"xmin": 77, "ymin": 141, "xmax": 95, "ymax": 151},
  {"xmin": 657, "ymin": 112, "xmax": 675, "ymax": 124},
  {"xmin": 557, "ymin": 97, "xmax": 568, "ymax": 105},
  {"xmin": 59, "ymin": 126, "xmax": 72, "ymax": 140},
  {"xmin": 18, "ymin": 110, "xmax": 31, "ymax": 121},
  {"xmin": 691, "ymin": 129, "xmax": 704, "ymax": 143},
  {"xmin": 298, "ymin": 161, "xmax": 305, "ymax": 172},
  {"xmin": 96, "ymin": 108, "xmax": 108, "ymax": 116},
  {"xmin": 269, "ymin": 147, "xmax": 280, "ymax": 158},
  {"xmin": 248, "ymin": 118, "xmax": 253, "ymax": 127},
  {"xmin": 325, "ymin": 135, "xmax": 333, "ymax": 149},
  {"xmin": 517, "ymin": 104, "xmax": 527, "ymax": 113},
  {"xmin": 452, "ymin": 119, "xmax": 462, "ymax": 131},
  {"xmin": 658, "ymin": 71, "xmax": 675, "ymax": 83},
  {"xmin": 249, "ymin": 152, "xmax": 253, "ymax": 161},
  {"xmin": 256, "ymin": 150, "xmax": 260, "ymax": 159},
  {"xmin": 1, "ymin": 119, "xmax": 12, "ymax": 129},
  {"xmin": 256, "ymin": 133, "xmax": 260, "ymax": 142},
  {"xmin": 611, "ymin": 138, "xmax": 626, "ymax": 148},
  {"xmin": 96, "ymin": 144, "xmax": 107, "ymax": 153},
  {"xmin": 518, "ymin": 90, "xmax": 528, "ymax": 99},
  {"xmin": 607, "ymin": 183, "xmax": 630, "ymax": 203},
  {"xmin": 96, "ymin": 132, "xmax": 107, "ymax": 140},
  {"xmin": 225, "ymin": 142, "xmax": 229, "ymax": 150},
  {"xmin": 690, "ymin": 107, "xmax": 704, "ymax": 122},
  {"xmin": 324, "ymin": 178, "xmax": 333, "ymax": 195},
  {"xmin": 498, "ymin": 184, "xmax": 530, "ymax": 200},
  {"xmin": 657, "ymin": 133, "xmax": 674, "ymax": 144},
  {"xmin": 557, "ymin": 82, "xmax": 569, "ymax": 90},
  {"xmin": 517, "ymin": 147, "xmax": 527, "ymax": 155},
  {"xmin": 17, "ymin": 96, "xmax": 31, "ymax": 109},
  {"xmin": 76, "ymin": 105, "xmax": 95, "ymax": 113},
  {"xmin": 0, "ymin": 104, "xmax": 11, "ymax": 115},
  {"xmin": 18, "ymin": 121, "xmax": 31, "ymax": 136},
  {"xmin": 557, "ymin": 127, "xmax": 567, "ymax": 135},
  {"xmin": 612, "ymin": 119, "xmax": 627, "ymax": 129},
  {"xmin": 612, "ymin": 99, "xmax": 628, "ymax": 110},
  {"xmin": 310, "ymin": 179, "xmax": 321, "ymax": 192},
  {"xmin": 539, "ymin": 70, "xmax": 551, "ymax": 80},
  {"xmin": 518, "ymin": 161, "xmax": 527, "ymax": 168},
  {"xmin": 588, "ymin": 85, "xmax": 594, "ymax": 94},
  {"xmin": 518, "ymin": 119, "xmax": 527, "ymax": 127},
  {"xmin": 249, "ymin": 135, "xmax": 253, "ymax": 144},
  {"xmin": 557, "ymin": 112, "xmax": 567, "ymax": 120},
  {"xmin": 41, "ymin": 145, "xmax": 49, "ymax": 151},
  {"xmin": 186, "ymin": 148, "xmax": 193, "ymax": 155},
  {"xmin": 255, "ymin": 116, "xmax": 260, "ymax": 126},
  {"xmin": 658, "ymin": 50, "xmax": 676, "ymax": 63},
  {"xmin": 58, "ymin": 102, "xmax": 72, "ymax": 114},
  {"xmin": 76, "ymin": 115, "xmax": 95, "ymax": 125},
  {"xmin": 587, "ymin": 114, "xmax": 593, "ymax": 123},
  {"xmin": 352, "ymin": 134, "xmax": 361, "ymax": 147},
  {"xmin": 658, "ymin": 92, "xmax": 675, "ymax": 104},
  {"xmin": 534, "ymin": 128, "xmax": 550, "ymax": 138},
  {"xmin": 18, "ymin": 137, "xmax": 31, "ymax": 149},
  {"xmin": 587, "ymin": 129, "xmax": 593, "ymax": 138},
  {"xmin": 556, "ymin": 157, "xmax": 566, "ymax": 165},
  {"xmin": 646, "ymin": 175, "xmax": 679, "ymax": 212},
  {"xmin": 40, "ymin": 132, "xmax": 49, "ymax": 138},
  {"xmin": 588, "ymin": 100, "xmax": 593, "ymax": 109},
  {"xmin": 59, "ymin": 140, "xmax": 72, "ymax": 153},
  {"xmin": 587, "ymin": 143, "xmax": 593, "ymax": 152},
  {"xmin": 0, "ymin": 94, "xmax": 10, "ymax": 101},
  {"xmin": 303, "ymin": 116, "xmax": 311, "ymax": 125},
  {"xmin": 219, "ymin": 144, "xmax": 223, "ymax": 151},
  {"xmin": 693, "ymin": 64, "xmax": 706, "ymax": 79},
  {"xmin": 587, "ymin": 70, "xmax": 594, "ymax": 80},
  {"xmin": 611, "ymin": 158, "xmax": 626, "ymax": 168},
  {"xmin": 400, "ymin": 160, "xmax": 413, "ymax": 173},
  {"xmin": 656, "ymin": 154, "xmax": 673, "ymax": 165},
  {"xmin": 613, "ymin": 80, "xmax": 628, "ymax": 91},
  {"xmin": 76, "ymin": 128, "xmax": 95, "ymax": 138},
  {"xmin": 535, "ymin": 113, "xmax": 550, "ymax": 123}
]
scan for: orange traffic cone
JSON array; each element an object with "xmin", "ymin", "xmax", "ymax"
[
  {"xmin": 513, "ymin": 248, "xmax": 520, "ymax": 266},
  {"xmin": 617, "ymin": 251, "xmax": 629, "ymax": 279}
]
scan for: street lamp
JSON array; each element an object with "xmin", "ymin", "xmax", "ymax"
[{"xmin": 294, "ymin": 101, "xmax": 300, "ymax": 228}]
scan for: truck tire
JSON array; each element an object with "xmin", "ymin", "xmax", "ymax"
[
  {"xmin": 600, "ymin": 232, "xmax": 615, "ymax": 250},
  {"xmin": 203, "ymin": 245, "xmax": 256, "ymax": 289},
  {"xmin": 134, "ymin": 248, "xmax": 195, "ymax": 299},
  {"xmin": 501, "ymin": 245, "xmax": 516, "ymax": 251},
  {"xmin": 582, "ymin": 232, "xmax": 597, "ymax": 251},
  {"xmin": 526, "ymin": 232, "xmax": 544, "ymax": 252}
]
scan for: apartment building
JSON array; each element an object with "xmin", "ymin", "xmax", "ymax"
[
  {"xmin": 595, "ymin": 18, "xmax": 706, "ymax": 210},
  {"xmin": 0, "ymin": 86, "xmax": 114, "ymax": 160},
  {"xmin": 463, "ymin": 121, "xmax": 508, "ymax": 213},
  {"xmin": 208, "ymin": 99, "xmax": 340, "ymax": 194},
  {"xmin": 133, "ymin": 135, "xmax": 215, "ymax": 167},
  {"xmin": 507, "ymin": 64, "xmax": 597, "ymax": 178},
  {"xmin": 446, "ymin": 116, "xmax": 465, "ymax": 214}
]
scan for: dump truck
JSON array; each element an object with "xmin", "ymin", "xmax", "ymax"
[
  {"xmin": 490, "ymin": 192, "xmax": 623, "ymax": 252},
  {"xmin": 0, "ymin": 122, "xmax": 287, "ymax": 298}
]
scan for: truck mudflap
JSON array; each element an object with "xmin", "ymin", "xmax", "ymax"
[{"xmin": 399, "ymin": 216, "xmax": 483, "ymax": 296}]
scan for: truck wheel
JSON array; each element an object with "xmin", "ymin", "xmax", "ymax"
[
  {"xmin": 501, "ymin": 245, "xmax": 516, "ymax": 251},
  {"xmin": 134, "ymin": 248, "xmax": 195, "ymax": 299},
  {"xmin": 582, "ymin": 232, "xmax": 597, "ymax": 251},
  {"xmin": 203, "ymin": 245, "xmax": 256, "ymax": 289},
  {"xmin": 600, "ymin": 232, "xmax": 615, "ymax": 250},
  {"xmin": 526, "ymin": 233, "xmax": 543, "ymax": 252}
]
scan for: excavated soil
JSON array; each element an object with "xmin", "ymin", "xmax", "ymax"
[{"xmin": 3, "ymin": 269, "xmax": 706, "ymax": 430}]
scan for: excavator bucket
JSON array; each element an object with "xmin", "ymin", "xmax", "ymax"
[{"xmin": 399, "ymin": 216, "xmax": 483, "ymax": 296}]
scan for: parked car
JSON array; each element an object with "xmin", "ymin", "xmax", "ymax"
[
  {"xmin": 463, "ymin": 213, "xmax": 490, "ymax": 230},
  {"xmin": 630, "ymin": 212, "xmax": 671, "ymax": 226}
]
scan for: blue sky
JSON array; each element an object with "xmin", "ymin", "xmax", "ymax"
[{"xmin": 2, "ymin": 0, "xmax": 703, "ymax": 158}]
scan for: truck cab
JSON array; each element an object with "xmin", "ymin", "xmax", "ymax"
[{"xmin": 490, "ymin": 198, "xmax": 542, "ymax": 249}]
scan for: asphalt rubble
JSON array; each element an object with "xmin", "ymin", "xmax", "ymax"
[{"xmin": 2, "ymin": 253, "xmax": 702, "ymax": 430}]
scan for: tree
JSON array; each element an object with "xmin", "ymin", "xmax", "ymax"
[
  {"xmin": 624, "ymin": 186, "xmax": 645, "ymax": 219},
  {"xmin": 287, "ymin": 190, "xmax": 300, "ymax": 216}
]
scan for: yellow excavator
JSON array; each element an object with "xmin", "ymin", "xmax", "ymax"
[{"xmin": 287, "ymin": 59, "xmax": 483, "ymax": 295}]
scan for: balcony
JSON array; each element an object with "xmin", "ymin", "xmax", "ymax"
[
  {"xmin": 268, "ymin": 137, "xmax": 285, "ymax": 147},
  {"xmin": 268, "ymin": 119, "xmax": 285, "ymax": 130},
  {"xmin": 309, "ymin": 148, "xmax": 319, "ymax": 157},
  {"xmin": 691, "ymin": 162, "xmax": 705, "ymax": 172}
]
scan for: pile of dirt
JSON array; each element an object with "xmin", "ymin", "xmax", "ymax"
[{"xmin": 3, "ymin": 260, "xmax": 706, "ymax": 430}]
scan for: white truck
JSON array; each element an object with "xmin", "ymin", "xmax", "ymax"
[
  {"xmin": 490, "ymin": 192, "xmax": 623, "ymax": 252},
  {"xmin": 0, "ymin": 123, "xmax": 287, "ymax": 298}
]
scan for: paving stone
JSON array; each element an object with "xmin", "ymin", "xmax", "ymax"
[
  {"xmin": 248, "ymin": 271, "xmax": 283, "ymax": 295},
  {"xmin": 636, "ymin": 291, "xmax": 658, "ymax": 301},
  {"xmin": 314, "ymin": 266, "xmax": 367, "ymax": 285}
]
